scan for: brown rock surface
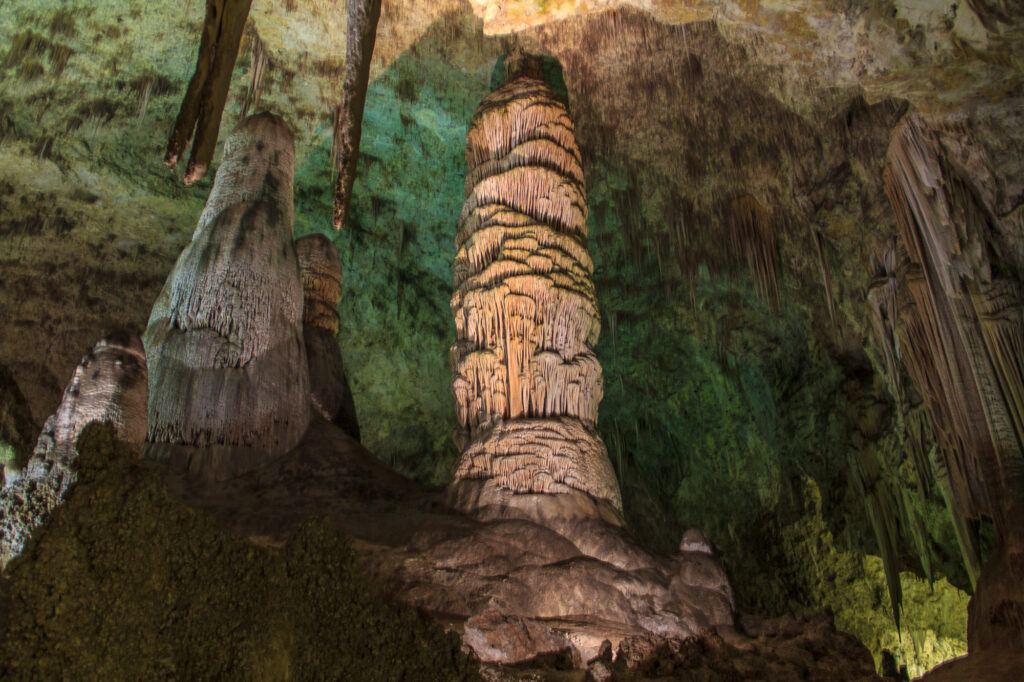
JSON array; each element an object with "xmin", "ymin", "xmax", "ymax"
[
  {"xmin": 143, "ymin": 113, "xmax": 310, "ymax": 481},
  {"xmin": 296, "ymin": 234, "xmax": 361, "ymax": 441}
]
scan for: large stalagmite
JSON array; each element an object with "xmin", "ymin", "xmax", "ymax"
[
  {"xmin": 144, "ymin": 113, "xmax": 309, "ymax": 481},
  {"xmin": 447, "ymin": 57, "xmax": 621, "ymax": 514},
  {"xmin": 1, "ymin": 332, "xmax": 147, "ymax": 567},
  {"xmin": 296, "ymin": 233, "xmax": 360, "ymax": 441}
]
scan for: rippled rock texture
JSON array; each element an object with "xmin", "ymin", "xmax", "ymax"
[{"xmin": 448, "ymin": 62, "xmax": 621, "ymax": 513}]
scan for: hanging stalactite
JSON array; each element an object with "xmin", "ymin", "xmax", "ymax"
[
  {"xmin": 331, "ymin": 0, "xmax": 383, "ymax": 231},
  {"xmin": 728, "ymin": 194, "xmax": 780, "ymax": 312},
  {"xmin": 164, "ymin": 0, "xmax": 253, "ymax": 186}
]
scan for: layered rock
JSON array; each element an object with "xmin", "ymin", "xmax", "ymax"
[
  {"xmin": 296, "ymin": 233, "xmax": 360, "ymax": 441},
  {"xmin": 883, "ymin": 114, "xmax": 1024, "ymax": 652},
  {"xmin": 144, "ymin": 113, "xmax": 310, "ymax": 481},
  {"xmin": 1, "ymin": 332, "xmax": 147, "ymax": 567},
  {"xmin": 448, "ymin": 60, "xmax": 621, "ymax": 514}
]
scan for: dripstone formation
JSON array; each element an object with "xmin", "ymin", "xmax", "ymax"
[
  {"xmin": 296, "ymin": 233, "xmax": 360, "ymax": 441},
  {"xmin": 143, "ymin": 113, "xmax": 310, "ymax": 480},
  {"xmin": 1, "ymin": 332, "xmax": 147, "ymax": 567},
  {"xmin": 448, "ymin": 59, "xmax": 621, "ymax": 514}
]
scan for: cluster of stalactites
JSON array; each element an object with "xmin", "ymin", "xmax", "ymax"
[
  {"xmin": 882, "ymin": 114, "xmax": 1024, "ymax": 535},
  {"xmin": 450, "ymin": 68, "xmax": 621, "ymax": 511}
]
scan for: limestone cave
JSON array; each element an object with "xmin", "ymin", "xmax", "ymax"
[{"xmin": 1, "ymin": 0, "xmax": 1022, "ymax": 679}]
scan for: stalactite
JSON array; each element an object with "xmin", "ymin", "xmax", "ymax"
[
  {"xmin": 331, "ymin": 0, "xmax": 382, "ymax": 231},
  {"xmin": 885, "ymin": 112, "xmax": 1024, "ymax": 650},
  {"xmin": 296, "ymin": 233, "xmax": 360, "ymax": 442},
  {"xmin": 145, "ymin": 113, "xmax": 309, "ymax": 480},
  {"xmin": 867, "ymin": 241, "xmax": 902, "ymax": 404},
  {"xmin": 448, "ymin": 55, "xmax": 621, "ymax": 512},
  {"xmin": 164, "ymin": 0, "xmax": 253, "ymax": 186},
  {"xmin": 814, "ymin": 230, "xmax": 837, "ymax": 326},
  {"xmin": 1, "ymin": 333, "xmax": 147, "ymax": 567},
  {"xmin": 240, "ymin": 28, "xmax": 268, "ymax": 119},
  {"xmin": 728, "ymin": 195, "xmax": 779, "ymax": 312}
]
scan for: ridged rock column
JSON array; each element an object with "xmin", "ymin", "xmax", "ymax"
[
  {"xmin": 447, "ymin": 60, "xmax": 621, "ymax": 515},
  {"xmin": 144, "ymin": 113, "xmax": 309, "ymax": 480},
  {"xmin": 296, "ymin": 234, "xmax": 360, "ymax": 441},
  {"xmin": 1, "ymin": 332, "xmax": 147, "ymax": 567}
]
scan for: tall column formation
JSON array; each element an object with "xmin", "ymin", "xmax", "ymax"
[
  {"xmin": 448, "ymin": 57, "xmax": 621, "ymax": 512},
  {"xmin": 296, "ymin": 234, "xmax": 361, "ymax": 441},
  {"xmin": 144, "ymin": 113, "xmax": 309, "ymax": 480},
  {"xmin": 1, "ymin": 332, "xmax": 147, "ymax": 567}
]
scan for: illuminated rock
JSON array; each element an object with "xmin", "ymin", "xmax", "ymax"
[
  {"xmin": 144, "ymin": 113, "xmax": 310, "ymax": 480},
  {"xmin": 448, "ymin": 58, "xmax": 621, "ymax": 513}
]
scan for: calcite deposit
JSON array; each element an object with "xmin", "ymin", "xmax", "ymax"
[
  {"xmin": 0, "ymin": 332, "xmax": 147, "ymax": 567},
  {"xmin": 296, "ymin": 233, "xmax": 361, "ymax": 441},
  {"xmin": 882, "ymin": 114, "xmax": 1024, "ymax": 651},
  {"xmin": 144, "ymin": 113, "xmax": 310, "ymax": 480},
  {"xmin": 449, "ymin": 59, "xmax": 621, "ymax": 512}
]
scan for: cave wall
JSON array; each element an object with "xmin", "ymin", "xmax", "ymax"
[{"xmin": 2, "ymin": 0, "xmax": 1022, "ymax": 675}]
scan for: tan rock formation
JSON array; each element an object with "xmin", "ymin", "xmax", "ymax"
[
  {"xmin": 144, "ymin": 113, "xmax": 310, "ymax": 481},
  {"xmin": 884, "ymin": 113, "xmax": 1024, "ymax": 651},
  {"xmin": 1, "ymin": 332, "xmax": 147, "ymax": 567},
  {"xmin": 296, "ymin": 233, "xmax": 361, "ymax": 441},
  {"xmin": 448, "ymin": 60, "xmax": 621, "ymax": 513}
]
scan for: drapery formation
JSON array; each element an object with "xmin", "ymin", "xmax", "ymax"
[
  {"xmin": 882, "ymin": 114, "xmax": 1024, "ymax": 650},
  {"xmin": 449, "ymin": 61, "xmax": 621, "ymax": 511}
]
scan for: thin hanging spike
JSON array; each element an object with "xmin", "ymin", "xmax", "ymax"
[
  {"xmin": 331, "ymin": 0, "xmax": 383, "ymax": 231},
  {"xmin": 165, "ymin": 0, "xmax": 253, "ymax": 185}
]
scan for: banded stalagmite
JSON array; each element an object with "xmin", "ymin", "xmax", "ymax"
[
  {"xmin": 1, "ymin": 332, "xmax": 147, "ymax": 567},
  {"xmin": 296, "ymin": 233, "xmax": 361, "ymax": 441},
  {"xmin": 144, "ymin": 113, "xmax": 310, "ymax": 480},
  {"xmin": 447, "ymin": 54, "xmax": 621, "ymax": 514}
]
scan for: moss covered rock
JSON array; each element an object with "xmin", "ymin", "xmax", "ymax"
[{"xmin": 0, "ymin": 423, "xmax": 479, "ymax": 680}]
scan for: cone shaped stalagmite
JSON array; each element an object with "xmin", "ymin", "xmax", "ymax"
[
  {"xmin": 296, "ymin": 233, "xmax": 361, "ymax": 442},
  {"xmin": 144, "ymin": 113, "xmax": 310, "ymax": 480},
  {"xmin": 1, "ymin": 332, "xmax": 147, "ymax": 567},
  {"xmin": 448, "ymin": 63, "xmax": 622, "ymax": 513}
]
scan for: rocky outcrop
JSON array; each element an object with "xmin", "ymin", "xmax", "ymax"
[
  {"xmin": 296, "ymin": 233, "xmax": 360, "ymax": 441},
  {"xmin": 448, "ymin": 59, "xmax": 621, "ymax": 515},
  {"xmin": 883, "ymin": 113, "xmax": 1024, "ymax": 652},
  {"xmin": 0, "ymin": 332, "xmax": 147, "ymax": 567},
  {"xmin": 144, "ymin": 113, "xmax": 310, "ymax": 481}
]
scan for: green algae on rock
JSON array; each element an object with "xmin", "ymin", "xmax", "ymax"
[{"xmin": 0, "ymin": 423, "xmax": 479, "ymax": 681}]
